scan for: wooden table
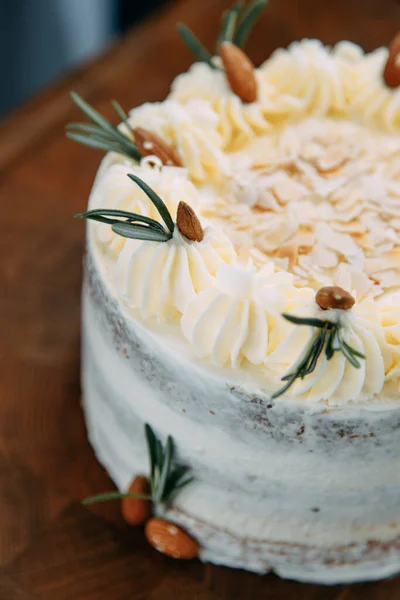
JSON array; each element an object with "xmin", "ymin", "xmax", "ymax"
[{"xmin": 1, "ymin": 0, "xmax": 400, "ymax": 597}]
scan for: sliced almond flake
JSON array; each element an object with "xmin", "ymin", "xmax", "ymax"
[
  {"xmin": 331, "ymin": 220, "xmax": 367, "ymax": 235},
  {"xmin": 365, "ymin": 247, "xmax": 400, "ymax": 274},
  {"xmin": 316, "ymin": 144, "xmax": 350, "ymax": 172},
  {"xmin": 275, "ymin": 242, "xmax": 299, "ymax": 271},
  {"xmin": 272, "ymin": 176, "xmax": 310, "ymax": 204},
  {"xmin": 375, "ymin": 269, "xmax": 400, "ymax": 290}
]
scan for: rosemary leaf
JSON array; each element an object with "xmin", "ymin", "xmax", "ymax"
[
  {"xmin": 325, "ymin": 328, "xmax": 335, "ymax": 360},
  {"xmin": 128, "ymin": 174, "xmax": 175, "ymax": 234},
  {"xmin": 111, "ymin": 222, "xmax": 171, "ymax": 242},
  {"xmin": 155, "ymin": 440, "xmax": 164, "ymax": 474},
  {"xmin": 145, "ymin": 424, "xmax": 157, "ymax": 481},
  {"xmin": 163, "ymin": 465, "xmax": 190, "ymax": 500},
  {"xmin": 66, "ymin": 122, "xmax": 118, "ymax": 138},
  {"xmin": 301, "ymin": 326, "xmax": 328, "ymax": 377},
  {"xmin": 75, "ymin": 214, "xmax": 118, "ymax": 225},
  {"xmin": 234, "ymin": 0, "xmax": 267, "ymax": 48},
  {"xmin": 341, "ymin": 339, "xmax": 366, "ymax": 360},
  {"xmin": 283, "ymin": 313, "xmax": 328, "ymax": 328},
  {"xmin": 177, "ymin": 23, "xmax": 216, "ymax": 68},
  {"xmin": 75, "ymin": 209, "xmax": 166, "ymax": 232},
  {"xmin": 111, "ymin": 100, "xmax": 133, "ymax": 135},
  {"xmin": 155, "ymin": 436, "xmax": 174, "ymax": 503},
  {"xmin": 82, "ymin": 491, "xmax": 150, "ymax": 505},
  {"xmin": 68, "ymin": 92, "xmax": 141, "ymax": 161},
  {"xmin": 271, "ymin": 373, "xmax": 297, "ymax": 399},
  {"xmin": 66, "ymin": 132, "xmax": 130, "ymax": 154},
  {"xmin": 217, "ymin": 2, "xmax": 243, "ymax": 48},
  {"xmin": 70, "ymin": 92, "xmax": 123, "ymax": 139},
  {"xmin": 337, "ymin": 336, "xmax": 361, "ymax": 368},
  {"xmin": 330, "ymin": 327, "xmax": 341, "ymax": 351},
  {"xmin": 171, "ymin": 476, "xmax": 194, "ymax": 493}
]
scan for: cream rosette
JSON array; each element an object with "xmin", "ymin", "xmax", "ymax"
[
  {"xmin": 128, "ymin": 99, "xmax": 226, "ymax": 181},
  {"xmin": 181, "ymin": 261, "xmax": 294, "ymax": 367},
  {"xmin": 265, "ymin": 293, "xmax": 386, "ymax": 405},
  {"xmin": 115, "ymin": 223, "xmax": 236, "ymax": 322},
  {"xmin": 259, "ymin": 39, "xmax": 356, "ymax": 118},
  {"xmin": 90, "ymin": 162, "xmax": 199, "ymax": 258},
  {"xmin": 170, "ymin": 62, "xmax": 283, "ymax": 149},
  {"xmin": 377, "ymin": 293, "xmax": 400, "ymax": 381},
  {"xmin": 347, "ymin": 45, "xmax": 400, "ymax": 132}
]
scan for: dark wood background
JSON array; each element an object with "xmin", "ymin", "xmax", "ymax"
[{"xmin": 1, "ymin": 0, "xmax": 400, "ymax": 597}]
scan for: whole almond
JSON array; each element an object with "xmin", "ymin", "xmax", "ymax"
[
  {"xmin": 176, "ymin": 201, "xmax": 204, "ymax": 242},
  {"xmin": 134, "ymin": 127, "xmax": 182, "ymax": 167},
  {"xmin": 316, "ymin": 286, "xmax": 355, "ymax": 311},
  {"xmin": 121, "ymin": 475, "xmax": 151, "ymax": 525},
  {"xmin": 219, "ymin": 41, "xmax": 257, "ymax": 103},
  {"xmin": 145, "ymin": 518, "xmax": 199, "ymax": 559},
  {"xmin": 383, "ymin": 32, "xmax": 400, "ymax": 88}
]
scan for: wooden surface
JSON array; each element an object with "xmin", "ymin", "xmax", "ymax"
[{"xmin": 1, "ymin": 0, "xmax": 400, "ymax": 597}]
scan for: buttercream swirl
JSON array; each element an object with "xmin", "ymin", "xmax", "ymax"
[
  {"xmin": 115, "ymin": 224, "xmax": 235, "ymax": 322},
  {"xmin": 346, "ymin": 46, "xmax": 400, "ymax": 132},
  {"xmin": 170, "ymin": 62, "xmax": 281, "ymax": 149},
  {"xmin": 181, "ymin": 262, "xmax": 294, "ymax": 367},
  {"xmin": 128, "ymin": 99, "xmax": 227, "ymax": 181},
  {"xmin": 90, "ymin": 161, "xmax": 199, "ymax": 257},
  {"xmin": 265, "ymin": 298, "xmax": 386, "ymax": 405}
]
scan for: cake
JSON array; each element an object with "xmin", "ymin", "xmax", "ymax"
[{"xmin": 69, "ymin": 4, "xmax": 400, "ymax": 585}]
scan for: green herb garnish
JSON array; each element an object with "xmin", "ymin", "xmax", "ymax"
[
  {"xmin": 177, "ymin": 0, "xmax": 267, "ymax": 62},
  {"xmin": 74, "ymin": 174, "xmax": 174, "ymax": 243},
  {"xmin": 83, "ymin": 424, "xmax": 193, "ymax": 506},
  {"xmin": 66, "ymin": 91, "xmax": 141, "ymax": 160},
  {"xmin": 271, "ymin": 313, "xmax": 365, "ymax": 399}
]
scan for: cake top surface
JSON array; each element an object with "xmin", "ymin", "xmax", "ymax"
[{"xmin": 71, "ymin": 7, "xmax": 400, "ymax": 408}]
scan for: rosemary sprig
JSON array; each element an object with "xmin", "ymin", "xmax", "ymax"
[
  {"xmin": 176, "ymin": 23, "xmax": 215, "ymax": 68},
  {"xmin": 74, "ymin": 174, "xmax": 174, "ymax": 243},
  {"xmin": 127, "ymin": 174, "xmax": 175, "ymax": 234},
  {"xmin": 83, "ymin": 424, "xmax": 193, "ymax": 507},
  {"xmin": 178, "ymin": 0, "xmax": 267, "ymax": 62},
  {"xmin": 66, "ymin": 91, "xmax": 141, "ymax": 161},
  {"xmin": 233, "ymin": 0, "xmax": 267, "ymax": 48},
  {"xmin": 145, "ymin": 424, "xmax": 193, "ymax": 504},
  {"xmin": 271, "ymin": 314, "xmax": 366, "ymax": 399},
  {"xmin": 83, "ymin": 491, "xmax": 150, "ymax": 505},
  {"xmin": 217, "ymin": 1, "xmax": 243, "ymax": 48}
]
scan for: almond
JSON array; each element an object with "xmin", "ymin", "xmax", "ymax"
[
  {"xmin": 145, "ymin": 518, "xmax": 199, "ymax": 560},
  {"xmin": 176, "ymin": 201, "xmax": 204, "ymax": 242},
  {"xmin": 121, "ymin": 475, "xmax": 151, "ymax": 525},
  {"xmin": 133, "ymin": 127, "xmax": 182, "ymax": 167},
  {"xmin": 316, "ymin": 286, "xmax": 355, "ymax": 311},
  {"xmin": 383, "ymin": 32, "xmax": 400, "ymax": 88},
  {"xmin": 219, "ymin": 41, "xmax": 257, "ymax": 103}
]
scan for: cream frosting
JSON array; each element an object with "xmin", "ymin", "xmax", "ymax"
[
  {"xmin": 181, "ymin": 262, "xmax": 293, "ymax": 367},
  {"xmin": 128, "ymin": 99, "xmax": 227, "ymax": 181},
  {"xmin": 86, "ymin": 37, "xmax": 400, "ymax": 406},
  {"xmin": 115, "ymin": 224, "xmax": 235, "ymax": 322},
  {"xmin": 90, "ymin": 160, "xmax": 199, "ymax": 258},
  {"xmin": 265, "ymin": 298, "xmax": 386, "ymax": 404}
]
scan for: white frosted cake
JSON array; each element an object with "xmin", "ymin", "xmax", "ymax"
[{"xmin": 72, "ymin": 15, "xmax": 400, "ymax": 584}]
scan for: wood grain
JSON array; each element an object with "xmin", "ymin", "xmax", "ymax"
[{"xmin": 0, "ymin": 0, "xmax": 399, "ymax": 597}]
